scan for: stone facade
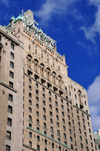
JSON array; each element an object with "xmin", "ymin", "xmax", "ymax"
[{"xmin": 0, "ymin": 10, "xmax": 96, "ymax": 151}]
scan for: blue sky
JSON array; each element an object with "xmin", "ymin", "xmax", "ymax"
[{"xmin": 0, "ymin": 0, "xmax": 100, "ymax": 132}]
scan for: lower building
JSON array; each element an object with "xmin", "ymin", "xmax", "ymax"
[
  {"xmin": 0, "ymin": 9, "xmax": 96, "ymax": 151},
  {"xmin": 94, "ymin": 130, "xmax": 100, "ymax": 151}
]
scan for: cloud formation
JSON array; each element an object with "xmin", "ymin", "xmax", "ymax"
[
  {"xmin": 87, "ymin": 75, "xmax": 100, "ymax": 131},
  {"xmin": 34, "ymin": 0, "xmax": 78, "ymax": 24},
  {"xmin": 81, "ymin": 0, "xmax": 100, "ymax": 43},
  {"xmin": 1, "ymin": 0, "xmax": 9, "ymax": 6}
]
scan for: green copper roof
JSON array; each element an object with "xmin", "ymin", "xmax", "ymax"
[
  {"xmin": 27, "ymin": 126, "xmax": 70, "ymax": 149},
  {"xmin": 10, "ymin": 16, "xmax": 16, "ymax": 21},
  {"xmin": 14, "ymin": 15, "xmax": 22, "ymax": 22}
]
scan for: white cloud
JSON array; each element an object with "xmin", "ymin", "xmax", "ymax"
[
  {"xmin": 34, "ymin": 0, "xmax": 79, "ymax": 25},
  {"xmin": 1, "ymin": 0, "xmax": 9, "ymax": 6},
  {"xmin": 81, "ymin": 0, "xmax": 100, "ymax": 43},
  {"xmin": 87, "ymin": 75, "xmax": 100, "ymax": 131}
]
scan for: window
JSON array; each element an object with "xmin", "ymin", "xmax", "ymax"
[
  {"xmin": 52, "ymin": 143, "xmax": 54, "ymax": 149},
  {"xmin": 51, "ymin": 126, "xmax": 53, "ymax": 133},
  {"xmin": 61, "ymin": 99, "xmax": 63, "ymax": 103},
  {"xmin": 83, "ymin": 125, "xmax": 86, "ymax": 130},
  {"xmin": 44, "ymin": 131, "xmax": 47, "ymax": 135},
  {"xmin": 9, "ymin": 94, "xmax": 13, "ymax": 102},
  {"xmin": 58, "ymin": 138, "xmax": 60, "ymax": 142},
  {"xmin": 6, "ymin": 145, "xmax": 10, "ymax": 151},
  {"xmin": 36, "ymin": 119, "xmax": 39, "ymax": 125},
  {"xmin": 10, "ymin": 52, "xmax": 14, "ymax": 59},
  {"xmin": 79, "ymin": 129, "xmax": 81, "ymax": 134},
  {"xmin": 84, "ymin": 132, "xmax": 87, "ymax": 137},
  {"xmin": 9, "ymin": 71, "xmax": 14, "ymax": 78},
  {"xmin": 44, "ymin": 123, "xmax": 46, "ymax": 129},
  {"xmin": 36, "ymin": 104, "xmax": 39, "ymax": 109},
  {"xmin": 10, "ymin": 61, "xmax": 14, "ymax": 68},
  {"xmin": 29, "ymin": 132, "xmax": 32, "ymax": 138},
  {"xmin": 29, "ymin": 107, "xmax": 32, "ymax": 113},
  {"xmin": 61, "ymin": 105, "xmax": 64, "ymax": 110},
  {"xmin": 37, "ymin": 135, "xmax": 40, "ymax": 142},
  {"xmin": 49, "ymin": 104, "xmax": 52, "ymax": 109},
  {"xmin": 43, "ymin": 101, "xmax": 45, "ymax": 105},
  {"xmin": 62, "ymin": 112, "xmax": 64, "ymax": 117},
  {"xmin": 90, "ymin": 135, "xmax": 92, "ymax": 140},
  {"xmin": 87, "ymin": 116, "xmax": 89, "ymax": 120},
  {"xmin": 69, "ymin": 129, "xmax": 72, "ymax": 134},
  {"xmin": 62, "ymin": 118, "xmax": 65, "ymax": 123},
  {"xmin": 57, "ymin": 130, "xmax": 60, "ymax": 136},
  {"xmin": 11, "ymin": 43, "xmax": 14, "ymax": 49},
  {"xmin": 57, "ymin": 122, "xmax": 59, "ymax": 127},
  {"xmin": 29, "ymin": 79, "xmax": 32, "ymax": 84},
  {"xmin": 29, "ymin": 141, "xmax": 32, "ymax": 147},
  {"xmin": 89, "ymin": 129, "xmax": 91, "ymax": 133},
  {"xmin": 42, "ymin": 87, "xmax": 45, "ymax": 92},
  {"xmin": 68, "ymin": 115, "xmax": 70, "ymax": 120},
  {"xmin": 36, "ymin": 90, "xmax": 38, "ymax": 95},
  {"xmin": 44, "ymin": 139, "xmax": 47, "ymax": 145},
  {"xmin": 56, "ymin": 108, "xmax": 58, "ymax": 113},
  {"xmin": 43, "ymin": 115, "xmax": 46, "ymax": 120},
  {"xmin": 63, "ymin": 126, "xmax": 66, "ymax": 131},
  {"xmin": 55, "ymin": 95, "xmax": 57, "ymax": 99},
  {"xmin": 43, "ymin": 94, "xmax": 45, "ymax": 99},
  {"xmin": 29, "ymin": 115, "xmax": 32, "ymax": 121},
  {"xmin": 49, "ymin": 97, "xmax": 52, "ymax": 102},
  {"xmin": 36, "ymin": 111, "xmax": 39, "ymax": 117},
  {"xmin": 7, "ymin": 118, "xmax": 12, "ymax": 126},
  {"xmin": 67, "ymin": 108, "xmax": 69, "ymax": 113},
  {"xmin": 29, "ymin": 85, "xmax": 32, "ymax": 91},
  {"xmin": 64, "ymin": 133, "xmax": 66, "ymax": 139},
  {"xmin": 37, "ymin": 127, "xmax": 39, "ymax": 131},
  {"xmin": 29, "ymin": 100, "xmax": 32, "ymax": 105},
  {"xmin": 75, "ymin": 94, "xmax": 77, "ymax": 99},
  {"xmin": 43, "ymin": 108, "xmax": 46, "ymax": 113},
  {"xmin": 36, "ymin": 82, "xmax": 38, "ymax": 87},
  {"xmin": 29, "ymin": 93, "xmax": 32, "ymax": 98},
  {"xmin": 85, "ymin": 139, "xmax": 88, "ymax": 144},
  {"xmin": 8, "ymin": 105, "xmax": 12, "ymax": 114},
  {"xmin": 83, "ymin": 119, "xmax": 85, "ymax": 123},
  {"xmin": 50, "ymin": 111, "xmax": 52, "ymax": 116},
  {"xmin": 49, "ymin": 91, "xmax": 51, "ymax": 95},
  {"xmin": 9, "ymin": 81, "xmax": 13, "ymax": 88},
  {"xmin": 59, "ymin": 146, "xmax": 61, "ymax": 151},
  {"xmin": 71, "ymin": 144, "xmax": 73, "ymax": 150},
  {"xmin": 80, "ymin": 136, "xmax": 82, "ymax": 141},
  {"xmin": 29, "ymin": 123, "xmax": 32, "ymax": 127},
  {"xmin": 69, "ymin": 122, "xmax": 71, "ymax": 127},
  {"xmin": 56, "ymin": 115, "xmax": 59, "ymax": 120},
  {"xmin": 78, "ymin": 122, "xmax": 80, "ymax": 127},
  {"xmin": 6, "ymin": 131, "xmax": 11, "ymax": 140},
  {"xmin": 82, "ymin": 112, "xmax": 84, "ymax": 117},
  {"xmin": 50, "ymin": 119, "xmax": 53, "ymax": 124},
  {"xmin": 77, "ymin": 116, "xmax": 80, "ymax": 120},
  {"xmin": 81, "ymin": 143, "xmax": 83, "ymax": 148},
  {"xmin": 55, "ymin": 101, "xmax": 58, "ymax": 106},
  {"xmin": 36, "ymin": 97, "xmax": 39, "ymax": 102}
]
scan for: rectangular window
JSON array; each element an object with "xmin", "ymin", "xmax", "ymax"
[
  {"xmin": 7, "ymin": 118, "xmax": 12, "ymax": 126},
  {"xmin": 0, "ymin": 56, "xmax": 1, "ymax": 62},
  {"xmin": 6, "ymin": 145, "xmax": 10, "ymax": 151},
  {"xmin": 9, "ymin": 94, "xmax": 13, "ymax": 102},
  {"xmin": 10, "ymin": 61, "xmax": 14, "ymax": 68},
  {"xmin": 0, "ymin": 35, "xmax": 1, "ymax": 41},
  {"xmin": 6, "ymin": 131, "xmax": 11, "ymax": 140},
  {"xmin": 10, "ymin": 52, "xmax": 14, "ymax": 59},
  {"xmin": 9, "ymin": 81, "xmax": 13, "ymax": 88},
  {"xmin": 9, "ymin": 71, "xmax": 14, "ymax": 78},
  {"xmin": 11, "ymin": 43, "xmax": 14, "ymax": 49},
  {"xmin": 8, "ymin": 105, "xmax": 12, "ymax": 114}
]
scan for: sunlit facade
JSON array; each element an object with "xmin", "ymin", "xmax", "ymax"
[{"xmin": 0, "ymin": 10, "xmax": 96, "ymax": 151}]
